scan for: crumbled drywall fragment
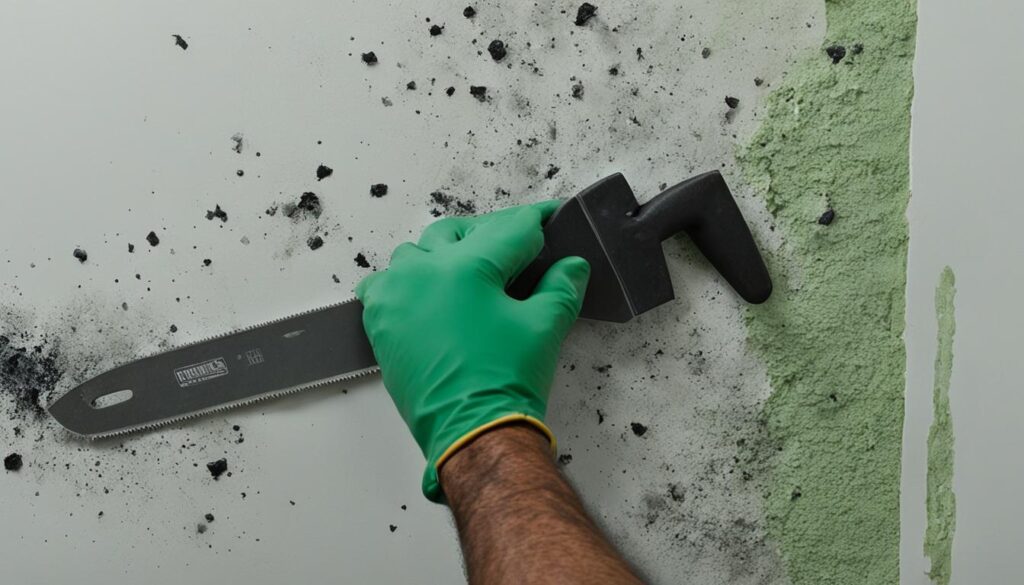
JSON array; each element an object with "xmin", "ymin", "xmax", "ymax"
[{"xmin": 924, "ymin": 267, "xmax": 957, "ymax": 585}]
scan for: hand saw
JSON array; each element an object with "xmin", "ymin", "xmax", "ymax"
[{"xmin": 47, "ymin": 171, "xmax": 772, "ymax": 438}]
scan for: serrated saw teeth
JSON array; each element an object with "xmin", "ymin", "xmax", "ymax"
[{"xmin": 48, "ymin": 298, "xmax": 380, "ymax": 438}]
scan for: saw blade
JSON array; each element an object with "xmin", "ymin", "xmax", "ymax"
[{"xmin": 47, "ymin": 298, "xmax": 378, "ymax": 438}]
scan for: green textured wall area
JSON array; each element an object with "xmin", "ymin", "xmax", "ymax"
[
  {"xmin": 737, "ymin": 0, "xmax": 917, "ymax": 583},
  {"xmin": 924, "ymin": 267, "xmax": 957, "ymax": 585}
]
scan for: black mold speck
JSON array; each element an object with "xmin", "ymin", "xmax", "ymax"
[
  {"xmin": 557, "ymin": 454, "xmax": 573, "ymax": 466},
  {"xmin": 286, "ymin": 193, "xmax": 322, "ymax": 219},
  {"xmin": 128, "ymin": 243, "xmax": 135, "ymax": 253},
  {"xmin": 231, "ymin": 133, "xmax": 243, "ymax": 153},
  {"xmin": 463, "ymin": 6, "xmax": 476, "ymax": 18},
  {"xmin": 206, "ymin": 458, "xmax": 228, "ymax": 480},
  {"xmin": 354, "ymin": 253, "xmax": 370, "ymax": 268},
  {"xmin": 146, "ymin": 231, "xmax": 160, "ymax": 247},
  {"xmin": 197, "ymin": 523, "xmax": 207, "ymax": 534},
  {"xmin": 172, "ymin": 35, "xmax": 188, "ymax": 50},
  {"xmin": 469, "ymin": 85, "xmax": 487, "ymax": 101},
  {"xmin": 361, "ymin": 52, "xmax": 378, "ymax": 65},
  {"xmin": 487, "ymin": 40, "xmax": 506, "ymax": 61},
  {"xmin": 370, "ymin": 183, "xmax": 389, "ymax": 197},
  {"xmin": 574, "ymin": 3, "xmax": 598, "ymax": 26},
  {"xmin": 445, "ymin": 86, "xmax": 456, "ymax": 97},
  {"xmin": 701, "ymin": 47, "xmax": 711, "ymax": 59},
  {"xmin": 205, "ymin": 513, "xmax": 215, "ymax": 523},
  {"xmin": 545, "ymin": 165, "xmax": 560, "ymax": 179},
  {"xmin": 389, "ymin": 524, "xmax": 398, "ymax": 533},
  {"xmin": 594, "ymin": 364, "xmax": 611, "ymax": 374},
  {"xmin": 851, "ymin": 43, "xmax": 864, "ymax": 55},
  {"xmin": 170, "ymin": 324, "xmax": 178, "ymax": 333},
  {"xmin": 630, "ymin": 422, "xmax": 648, "ymax": 437},
  {"xmin": 206, "ymin": 205, "xmax": 228, "ymax": 223},
  {"xmin": 725, "ymin": 96, "xmax": 740, "ymax": 109},
  {"xmin": 818, "ymin": 209, "xmax": 836, "ymax": 225},
  {"xmin": 236, "ymin": 169, "xmax": 244, "ymax": 177},
  {"xmin": 4, "ymin": 453, "xmax": 22, "ymax": 471},
  {"xmin": 754, "ymin": 77, "xmax": 764, "ymax": 87},
  {"xmin": 826, "ymin": 45, "xmax": 846, "ymax": 64},
  {"xmin": 316, "ymin": 165, "xmax": 334, "ymax": 181},
  {"xmin": 73, "ymin": 248, "xmax": 88, "ymax": 263},
  {"xmin": 406, "ymin": 81, "xmax": 417, "ymax": 90},
  {"xmin": 308, "ymin": 236, "xmax": 324, "ymax": 251},
  {"xmin": 430, "ymin": 191, "xmax": 477, "ymax": 216},
  {"xmin": 429, "ymin": 24, "xmax": 444, "ymax": 36},
  {"xmin": 608, "ymin": 65, "xmax": 619, "ymax": 76},
  {"xmin": 571, "ymin": 82, "xmax": 584, "ymax": 99},
  {"xmin": 597, "ymin": 409, "xmax": 605, "ymax": 424},
  {"xmin": 203, "ymin": 259, "xmax": 212, "ymax": 267}
]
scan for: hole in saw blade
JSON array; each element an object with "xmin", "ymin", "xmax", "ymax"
[
  {"xmin": 283, "ymin": 329, "xmax": 306, "ymax": 339},
  {"xmin": 91, "ymin": 389, "xmax": 133, "ymax": 409}
]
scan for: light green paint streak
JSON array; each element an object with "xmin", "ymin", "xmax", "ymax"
[
  {"xmin": 924, "ymin": 267, "xmax": 957, "ymax": 584},
  {"xmin": 737, "ymin": 0, "xmax": 916, "ymax": 583}
]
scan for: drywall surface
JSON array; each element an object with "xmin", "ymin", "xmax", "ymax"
[
  {"xmin": 901, "ymin": 0, "xmax": 1024, "ymax": 583},
  {"xmin": 738, "ymin": 0, "xmax": 916, "ymax": 583},
  {"xmin": 0, "ymin": 1, "xmax": 827, "ymax": 584}
]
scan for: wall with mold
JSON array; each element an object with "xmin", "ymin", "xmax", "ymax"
[{"xmin": 0, "ymin": 1, "xmax": 1016, "ymax": 584}]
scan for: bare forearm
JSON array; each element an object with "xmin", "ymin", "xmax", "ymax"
[{"xmin": 440, "ymin": 424, "xmax": 644, "ymax": 585}]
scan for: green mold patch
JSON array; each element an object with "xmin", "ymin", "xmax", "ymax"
[
  {"xmin": 737, "ymin": 0, "xmax": 917, "ymax": 583},
  {"xmin": 924, "ymin": 267, "xmax": 957, "ymax": 585}
]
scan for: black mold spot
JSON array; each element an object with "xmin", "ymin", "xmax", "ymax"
[
  {"xmin": 429, "ymin": 24, "xmax": 444, "ymax": 36},
  {"xmin": 630, "ymin": 422, "xmax": 648, "ymax": 437},
  {"xmin": 487, "ymin": 40, "xmax": 507, "ymax": 61},
  {"xmin": 389, "ymin": 524, "xmax": 398, "ymax": 533},
  {"xmin": 146, "ymin": 231, "xmax": 160, "ymax": 247},
  {"xmin": 370, "ymin": 183, "xmax": 388, "ymax": 197},
  {"xmin": 231, "ymin": 133, "xmax": 243, "ymax": 153},
  {"xmin": 445, "ymin": 86, "xmax": 456, "ymax": 97},
  {"xmin": 754, "ymin": 77, "xmax": 764, "ymax": 87},
  {"xmin": 236, "ymin": 169, "xmax": 244, "ymax": 177},
  {"xmin": 545, "ymin": 165, "xmax": 560, "ymax": 179},
  {"xmin": 197, "ymin": 523, "xmax": 207, "ymax": 534},
  {"xmin": 206, "ymin": 458, "xmax": 228, "ymax": 480},
  {"xmin": 557, "ymin": 454, "xmax": 573, "ymax": 466},
  {"xmin": 851, "ymin": 43, "xmax": 864, "ymax": 55},
  {"xmin": 285, "ymin": 193, "xmax": 322, "ymax": 219},
  {"xmin": 571, "ymin": 82, "xmax": 584, "ymax": 99},
  {"xmin": 354, "ymin": 253, "xmax": 370, "ymax": 268},
  {"xmin": 205, "ymin": 513, "xmax": 215, "ymax": 523},
  {"xmin": 128, "ymin": 243, "xmax": 135, "ymax": 253},
  {"xmin": 818, "ymin": 209, "xmax": 836, "ymax": 225},
  {"xmin": 463, "ymin": 6, "xmax": 476, "ymax": 18},
  {"xmin": 406, "ymin": 81, "xmax": 417, "ymax": 90},
  {"xmin": 725, "ymin": 96, "xmax": 740, "ymax": 109},
  {"xmin": 361, "ymin": 52, "xmax": 378, "ymax": 65},
  {"xmin": 574, "ymin": 3, "xmax": 598, "ymax": 26},
  {"xmin": 469, "ymin": 85, "xmax": 488, "ymax": 101},
  {"xmin": 4, "ymin": 453, "xmax": 22, "ymax": 471},
  {"xmin": 73, "ymin": 248, "xmax": 88, "ymax": 263},
  {"xmin": 203, "ymin": 259, "xmax": 212, "ymax": 267},
  {"xmin": 826, "ymin": 45, "xmax": 846, "ymax": 64},
  {"xmin": 430, "ymin": 191, "xmax": 477, "ymax": 217},
  {"xmin": 608, "ymin": 65, "xmax": 619, "ymax": 76},
  {"xmin": 316, "ymin": 165, "xmax": 334, "ymax": 181},
  {"xmin": 308, "ymin": 236, "xmax": 324, "ymax": 251},
  {"xmin": 172, "ymin": 35, "xmax": 188, "ymax": 50},
  {"xmin": 205, "ymin": 205, "xmax": 228, "ymax": 223},
  {"xmin": 701, "ymin": 47, "xmax": 711, "ymax": 59}
]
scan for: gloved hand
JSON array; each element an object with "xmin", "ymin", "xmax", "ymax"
[{"xmin": 355, "ymin": 201, "xmax": 590, "ymax": 502}]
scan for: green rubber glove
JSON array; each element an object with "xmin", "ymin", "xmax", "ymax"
[{"xmin": 355, "ymin": 201, "xmax": 590, "ymax": 502}]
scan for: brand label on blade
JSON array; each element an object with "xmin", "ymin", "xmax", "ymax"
[{"xmin": 174, "ymin": 357, "xmax": 229, "ymax": 388}]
